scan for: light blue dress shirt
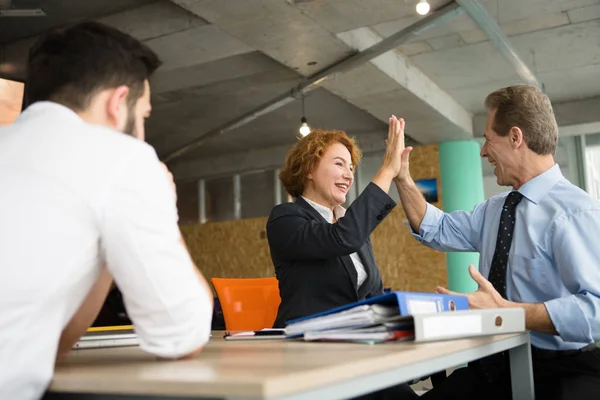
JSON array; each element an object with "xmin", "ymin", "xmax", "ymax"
[{"xmin": 412, "ymin": 164, "xmax": 600, "ymax": 351}]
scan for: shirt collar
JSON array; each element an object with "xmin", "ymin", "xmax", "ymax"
[
  {"xmin": 517, "ymin": 164, "xmax": 563, "ymax": 204},
  {"xmin": 18, "ymin": 101, "xmax": 83, "ymax": 124},
  {"xmin": 301, "ymin": 196, "xmax": 346, "ymax": 223}
]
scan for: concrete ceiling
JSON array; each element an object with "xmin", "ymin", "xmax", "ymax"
[
  {"xmin": 314, "ymin": 0, "xmax": 600, "ymax": 111},
  {"xmin": 0, "ymin": 0, "xmax": 156, "ymax": 44},
  {"xmin": 0, "ymin": 0, "xmax": 599, "ymax": 181}
]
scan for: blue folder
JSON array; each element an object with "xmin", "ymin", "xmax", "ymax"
[{"xmin": 286, "ymin": 291, "xmax": 469, "ymax": 327}]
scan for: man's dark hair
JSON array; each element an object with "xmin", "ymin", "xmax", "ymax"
[{"xmin": 25, "ymin": 21, "xmax": 162, "ymax": 111}]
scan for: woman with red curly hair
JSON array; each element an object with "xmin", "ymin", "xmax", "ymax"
[
  {"xmin": 267, "ymin": 117, "xmax": 417, "ymax": 399},
  {"xmin": 268, "ymin": 117, "xmax": 409, "ymax": 329}
]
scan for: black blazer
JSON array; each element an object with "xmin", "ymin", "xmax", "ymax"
[{"xmin": 267, "ymin": 183, "xmax": 396, "ymax": 328}]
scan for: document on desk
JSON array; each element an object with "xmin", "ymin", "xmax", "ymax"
[
  {"xmin": 303, "ymin": 320, "xmax": 415, "ymax": 344},
  {"xmin": 285, "ymin": 304, "xmax": 399, "ymax": 336},
  {"xmin": 75, "ymin": 325, "xmax": 138, "ymax": 349},
  {"xmin": 285, "ymin": 291, "xmax": 468, "ymax": 337}
]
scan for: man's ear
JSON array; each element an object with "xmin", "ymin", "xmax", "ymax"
[
  {"xmin": 510, "ymin": 126, "xmax": 524, "ymax": 149},
  {"xmin": 106, "ymin": 86, "xmax": 129, "ymax": 129}
]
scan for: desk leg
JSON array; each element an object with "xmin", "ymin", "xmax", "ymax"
[{"xmin": 509, "ymin": 340, "xmax": 535, "ymax": 400}]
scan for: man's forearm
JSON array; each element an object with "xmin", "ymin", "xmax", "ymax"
[
  {"xmin": 57, "ymin": 267, "xmax": 113, "ymax": 357},
  {"xmin": 506, "ymin": 301, "xmax": 558, "ymax": 335},
  {"xmin": 394, "ymin": 177, "xmax": 427, "ymax": 232}
]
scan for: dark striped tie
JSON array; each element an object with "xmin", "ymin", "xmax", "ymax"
[{"xmin": 472, "ymin": 191, "xmax": 523, "ymax": 383}]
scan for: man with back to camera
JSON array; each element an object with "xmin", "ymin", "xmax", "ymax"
[
  {"xmin": 390, "ymin": 85, "xmax": 600, "ymax": 399},
  {"xmin": 0, "ymin": 22, "xmax": 213, "ymax": 400}
]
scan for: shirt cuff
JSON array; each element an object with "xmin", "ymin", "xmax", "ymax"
[
  {"xmin": 544, "ymin": 295, "xmax": 592, "ymax": 344},
  {"xmin": 410, "ymin": 203, "xmax": 444, "ymax": 242}
]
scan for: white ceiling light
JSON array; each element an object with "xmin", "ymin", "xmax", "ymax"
[
  {"xmin": 416, "ymin": 0, "xmax": 431, "ymax": 15},
  {"xmin": 299, "ymin": 117, "xmax": 311, "ymax": 137},
  {"xmin": 298, "ymin": 96, "xmax": 311, "ymax": 137}
]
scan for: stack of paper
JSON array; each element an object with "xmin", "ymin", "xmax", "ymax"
[
  {"xmin": 285, "ymin": 304, "xmax": 400, "ymax": 337},
  {"xmin": 284, "ymin": 291, "xmax": 470, "ymax": 343},
  {"xmin": 303, "ymin": 317, "xmax": 416, "ymax": 344},
  {"xmin": 283, "ymin": 291, "xmax": 526, "ymax": 344}
]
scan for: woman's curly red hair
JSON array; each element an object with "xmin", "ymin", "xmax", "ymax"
[{"xmin": 279, "ymin": 129, "xmax": 362, "ymax": 198}]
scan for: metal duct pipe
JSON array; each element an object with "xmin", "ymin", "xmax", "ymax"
[{"xmin": 456, "ymin": 0, "xmax": 542, "ymax": 89}]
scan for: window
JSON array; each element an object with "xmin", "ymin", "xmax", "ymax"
[
  {"xmin": 584, "ymin": 133, "xmax": 600, "ymax": 201},
  {"xmin": 176, "ymin": 180, "xmax": 200, "ymax": 225},
  {"xmin": 205, "ymin": 177, "xmax": 234, "ymax": 222},
  {"xmin": 585, "ymin": 146, "xmax": 600, "ymax": 200},
  {"xmin": 241, "ymin": 171, "xmax": 275, "ymax": 219}
]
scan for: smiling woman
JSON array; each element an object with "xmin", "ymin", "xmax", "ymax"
[
  {"xmin": 266, "ymin": 122, "xmax": 419, "ymax": 399},
  {"xmin": 279, "ymin": 129, "xmax": 361, "ymax": 207},
  {"xmin": 268, "ymin": 123, "xmax": 406, "ymax": 328},
  {"xmin": 0, "ymin": 78, "xmax": 24, "ymax": 125}
]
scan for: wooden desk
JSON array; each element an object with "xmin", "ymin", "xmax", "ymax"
[{"xmin": 48, "ymin": 331, "xmax": 534, "ymax": 400}]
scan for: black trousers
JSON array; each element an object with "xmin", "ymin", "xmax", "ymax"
[{"xmin": 421, "ymin": 346, "xmax": 600, "ymax": 400}]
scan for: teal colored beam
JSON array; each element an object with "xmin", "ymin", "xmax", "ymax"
[{"xmin": 439, "ymin": 140, "xmax": 485, "ymax": 293}]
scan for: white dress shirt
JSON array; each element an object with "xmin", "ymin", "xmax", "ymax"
[
  {"xmin": 301, "ymin": 196, "xmax": 368, "ymax": 288},
  {"xmin": 0, "ymin": 102, "xmax": 213, "ymax": 400}
]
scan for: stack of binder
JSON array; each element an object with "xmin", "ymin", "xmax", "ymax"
[{"xmin": 284, "ymin": 291, "xmax": 525, "ymax": 344}]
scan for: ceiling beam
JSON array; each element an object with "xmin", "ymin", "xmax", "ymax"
[
  {"xmin": 171, "ymin": 131, "xmax": 394, "ymax": 181},
  {"xmin": 332, "ymin": 26, "xmax": 472, "ymax": 144}
]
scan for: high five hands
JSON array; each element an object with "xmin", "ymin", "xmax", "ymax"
[{"xmin": 384, "ymin": 115, "xmax": 413, "ymax": 182}]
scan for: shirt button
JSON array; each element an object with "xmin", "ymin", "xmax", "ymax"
[
  {"xmin": 377, "ymin": 215, "xmax": 383, "ymax": 221},
  {"xmin": 385, "ymin": 204, "xmax": 392, "ymax": 210}
]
